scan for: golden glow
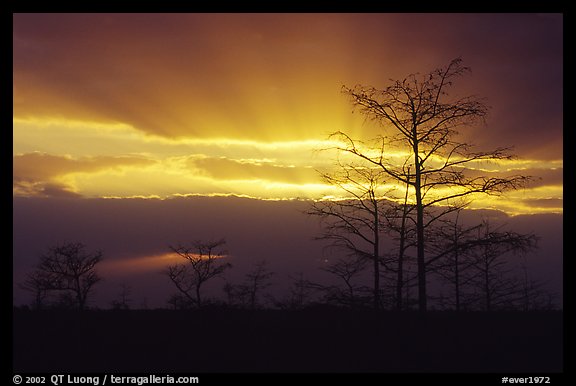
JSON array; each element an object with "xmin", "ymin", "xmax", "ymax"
[
  {"xmin": 13, "ymin": 117, "xmax": 563, "ymax": 215},
  {"xmin": 101, "ymin": 252, "xmax": 182, "ymax": 273},
  {"xmin": 100, "ymin": 251, "xmax": 229, "ymax": 274},
  {"xmin": 13, "ymin": 14, "xmax": 562, "ymax": 216}
]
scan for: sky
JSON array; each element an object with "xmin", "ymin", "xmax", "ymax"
[{"xmin": 12, "ymin": 13, "xmax": 563, "ymax": 308}]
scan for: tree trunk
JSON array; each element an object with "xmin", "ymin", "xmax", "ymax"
[
  {"xmin": 454, "ymin": 220, "xmax": 461, "ymax": 312},
  {"xmin": 396, "ymin": 220, "xmax": 406, "ymax": 311},
  {"xmin": 196, "ymin": 284, "xmax": 202, "ymax": 308},
  {"xmin": 415, "ymin": 196, "xmax": 426, "ymax": 312},
  {"xmin": 413, "ymin": 138, "xmax": 427, "ymax": 312},
  {"xmin": 347, "ymin": 281, "xmax": 355, "ymax": 307},
  {"xmin": 35, "ymin": 290, "xmax": 44, "ymax": 310},
  {"xmin": 75, "ymin": 277, "xmax": 85, "ymax": 311},
  {"xmin": 396, "ymin": 241, "xmax": 404, "ymax": 311},
  {"xmin": 484, "ymin": 257, "xmax": 491, "ymax": 312},
  {"xmin": 250, "ymin": 285, "xmax": 257, "ymax": 309},
  {"xmin": 373, "ymin": 203, "xmax": 381, "ymax": 310},
  {"xmin": 454, "ymin": 248, "xmax": 460, "ymax": 312},
  {"xmin": 396, "ymin": 182, "xmax": 410, "ymax": 311}
]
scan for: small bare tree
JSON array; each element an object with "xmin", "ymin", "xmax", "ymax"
[
  {"xmin": 20, "ymin": 271, "xmax": 52, "ymax": 310},
  {"xmin": 466, "ymin": 220, "xmax": 538, "ymax": 311},
  {"xmin": 166, "ymin": 239, "xmax": 231, "ymax": 308},
  {"xmin": 427, "ymin": 210, "xmax": 482, "ymax": 311},
  {"xmin": 22, "ymin": 242, "xmax": 102, "ymax": 310},
  {"xmin": 111, "ymin": 283, "xmax": 132, "ymax": 310},
  {"xmin": 517, "ymin": 263, "xmax": 554, "ymax": 311},
  {"xmin": 224, "ymin": 260, "xmax": 274, "ymax": 309},
  {"xmin": 428, "ymin": 214, "xmax": 540, "ymax": 311},
  {"xmin": 313, "ymin": 256, "xmax": 370, "ymax": 308},
  {"xmin": 243, "ymin": 261, "xmax": 274, "ymax": 309},
  {"xmin": 273, "ymin": 272, "xmax": 317, "ymax": 310}
]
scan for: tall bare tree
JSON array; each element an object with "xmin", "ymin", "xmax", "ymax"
[
  {"xmin": 166, "ymin": 239, "xmax": 231, "ymax": 308},
  {"xmin": 22, "ymin": 242, "xmax": 102, "ymax": 310},
  {"xmin": 309, "ymin": 163, "xmax": 388, "ymax": 309},
  {"xmin": 336, "ymin": 58, "xmax": 531, "ymax": 311}
]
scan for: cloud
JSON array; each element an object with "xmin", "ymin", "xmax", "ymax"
[
  {"xmin": 39, "ymin": 183, "xmax": 83, "ymax": 198},
  {"xmin": 520, "ymin": 198, "xmax": 563, "ymax": 209},
  {"xmin": 14, "ymin": 181, "xmax": 83, "ymax": 198},
  {"xmin": 12, "ymin": 14, "xmax": 359, "ymax": 141},
  {"xmin": 11, "ymin": 15, "xmax": 562, "ymax": 213},
  {"xmin": 12, "ymin": 151, "xmax": 562, "ymax": 215},
  {"xmin": 437, "ymin": 161, "xmax": 563, "ymax": 192},
  {"xmin": 13, "ymin": 13, "xmax": 562, "ymax": 159},
  {"xmin": 523, "ymin": 168, "xmax": 563, "ymax": 189},
  {"xmin": 14, "ymin": 152, "xmax": 155, "ymax": 179},
  {"xmin": 13, "ymin": 153, "xmax": 156, "ymax": 197},
  {"xmin": 190, "ymin": 156, "xmax": 321, "ymax": 185}
]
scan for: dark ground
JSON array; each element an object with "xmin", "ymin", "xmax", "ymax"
[{"xmin": 13, "ymin": 308, "xmax": 563, "ymax": 373}]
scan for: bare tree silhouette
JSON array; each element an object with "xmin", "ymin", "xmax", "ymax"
[
  {"xmin": 466, "ymin": 220, "xmax": 538, "ymax": 311},
  {"xmin": 311, "ymin": 255, "xmax": 370, "ymax": 308},
  {"xmin": 20, "ymin": 271, "xmax": 52, "ymax": 310},
  {"xmin": 334, "ymin": 58, "xmax": 531, "ymax": 311},
  {"xmin": 428, "ymin": 210, "xmax": 483, "ymax": 311},
  {"xmin": 426, "ymin": 213, "xmax": 541, "ymax": 311},
  {"xmin": 517, "ymin": 259, "xmax": 557, "ymax": 311},
  {"xmin": 381, "ymin": 177, "xmax": 417, "ymax": 311},
  {"xmin": 22, "ymin": 242, "xmax": 102, "ymax": 310},
  {"xmin": 225, "ymin": 260, "xmax": 275, "ymax": 309},
  {"xmin": 271, "ymin": 272, "xmax": 317, "ymax": 310},
  {"xmin": 166, "ymin": 239, "xmax": 231, "ymax": 308},
  {"xmin": 111, "ymin": 283, "xmax": 132, "ymax": 310},
  {"xmin": 308, "ymin": 165, "xmax": 390, "ymax": 309}
]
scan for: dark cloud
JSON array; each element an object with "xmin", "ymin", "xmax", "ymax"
[
  {"xmin": 13, "ymin": 153, "xmax": 156, "ymax": 194},
  {"xmin": 13, "ymin": 181, "xmax": 83, "ymax": 198},
  {"xmin": 12, "ymin": 196, "xmax": 329, "ymax": 307},
  {"xmin": 39, "ymin": 183, "xmax": 83, "ymax": 198},
  {"xmin": 522, "ymin": 168, "xmax": 564, "ymax": 188},
  {"xmin": 520, "ymin": 198, "xmax": 563, "ymax": 209},
  {"xmin": 13, "ymin": 196, "xmax": 562, "ymax": 308},
  {"xmin": 454, "ymin": 166, "xmax": 562, "ymax": 189}
]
